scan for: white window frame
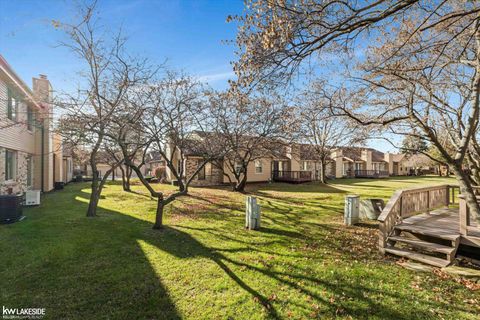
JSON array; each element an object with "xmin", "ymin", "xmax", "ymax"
[
  {"xmin": 355, "ymin": 162, "xmax": 362, "ymax": 171},
  {"xmin": 7, "ymin": 88, "xmax": 18, "ymax": 122},
  {"xmin": 5, "ymin": 150, "xmax": 17, "ymax": 181},
  {"xmin": 301, "ymin": 161, "xmax": 309, "ymax": 171},
  {"xmin": 255, "ymin": 160, "xmax": 263, "ymax": 174}
]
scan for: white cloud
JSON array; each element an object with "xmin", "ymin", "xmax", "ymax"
[{"xmin": 197, "ymin": 71, "xmax": 235, "ymax": 83}]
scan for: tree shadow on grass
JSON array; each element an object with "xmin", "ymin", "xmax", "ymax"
[
  {"xmin": 107, "ymin": 199, "xmax": 474, "ymax": 318},
  {"xmin": 6, "ymin": 182, "xmax": 475, "ymax": 319},
  {"xmin": 247, "ymin": 182, "xmax": 347, "ymax": 195},
  {"xmin": 136, "ymin": 224, "xmax": 474, "ymax": 320},
  {"xmin": 1, "ymin": 185, "xmax": 181, "ymax": 319}
]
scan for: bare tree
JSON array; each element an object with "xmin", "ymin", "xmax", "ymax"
[
  {"xmin": 110, "ymin": 73, "xmax": 217, "ymax": 229},
  {"xmin": 56, "ymin": 3, "xmax": 155, "ymax": 217},
  {"xmin": 231, "ymin": 0, "xmax": 422, "ymax": 87},
  {"xmin": 298, "ymin": 83, "xmax": 367, "ymax": 183},
  {"xmin": 233, "ymin": 0, "xmax": 480, "ymax": 220},
  {"xmin": 207, "ymin": 90, "xmax": 295, "ymax": 192},
  {"xmin": 467, "ymin": 133, "xmax": 480, "ymax": 185}
]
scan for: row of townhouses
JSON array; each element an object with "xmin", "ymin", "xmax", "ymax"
[
  {"xmin": 0, "ymin": 54, "xmax": 410, "ymax": 193},
  {"xmin": 0, "ymin": 55, "xmax": 73, "ymax": 195},
  {"xmin": 163, "ymin": 135, "xmax": 409, "ymax": 187}
]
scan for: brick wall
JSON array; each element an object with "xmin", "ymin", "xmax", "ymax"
[
  {"xmin": 0, "ymin": 149, "xmax": 29, "ymax": 195},
  {"xmin": 186, "ymin": 158, "xmax": 224, "ymax": 187}
]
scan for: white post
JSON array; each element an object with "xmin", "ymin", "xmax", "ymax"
[
  {"xmin": 246, "ymin": 196, "xmax": 261, "ymax": 230},
  {"xmin": 344, "ymin": 195, "xmax": 360, "ymax": 226}
]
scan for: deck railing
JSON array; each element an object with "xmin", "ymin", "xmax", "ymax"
[
  {"xmin": 354, "ymin": 170, "xmax": 389, "ymax": 178},
  {"xmin": 378, "ymin": 185, "xmax": 458, "ymax": 254},
  {"xmin": 458, "ymin": 188, "xmax": 480, "ymax": 237},
  {"xmin": 272, "ymin": 170, "xmax": 312, "ymax": 183}
]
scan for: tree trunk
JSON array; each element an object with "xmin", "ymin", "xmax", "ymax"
[
  {"xmin": 153, "ymin": 197, "xmax": 164, "ymax": 229},
  {"xmin": 119, "ymin": 165, "xmax": 131, "ymax": 192},
  {"xmin": 126, "ymin": 166, "xmax": 132, "ymax": 189},
  {"xmin": 319, "ymin": 160, "xmax": 327, "ymax": 184},
  {"xmin": 467, "ymin": 152, "xmax": 480, "ymax": 186},
  {"xmin": 438, "ymin": 165, "xmax": 442, "ymax": 177},
  {"xmin": 87, "ymin": 188, "xmax": 99, "ymax": 217},
  {"xmin": 87, "ymin": 161, "xmax": 99, "ymax": 217},
  {"xmin": 472, "ymin": 167, "xmax": 480, "ymax": 186},
  {"xmin": 234, "ymin": 172, "xmax": 248, "ymax": 192},
  {"xmin": 178, "ymin": 177, "xmax": 187, "ymax": 193},
  {"xmin": 451, "ymin": 165, "xmax": 480, "ymax": 223}
]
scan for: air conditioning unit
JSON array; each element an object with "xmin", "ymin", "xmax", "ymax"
[{"xmin": 25, "ymin": 190, "xmax": 41, "ymax": 206}]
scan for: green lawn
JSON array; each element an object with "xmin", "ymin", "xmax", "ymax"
[{"xmin": 1, "ymin": 176, "xmax": 479, "ymax": 319}]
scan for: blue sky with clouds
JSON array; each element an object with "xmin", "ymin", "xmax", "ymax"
[
  {"xmin": 0, "ymin": 0, "xmax": 242, "ymax": 92},
  {"xmin": 0, "ymin": 0, "xmax": 397, "ymax": 152}
]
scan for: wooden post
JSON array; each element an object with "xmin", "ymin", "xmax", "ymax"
[
  {"xmin": 446, "ymin": 185, "xmax": 450, "ymax": 206},
  {"xmin": 379, "ymin": 223, "xmax": 386, "ymax": 254},
  {"xmin": 459, "ymin": 195, "xmax": 469, "ymax": 236},
  {"xmin": 426, "ymin": 190, "xmax": 430, "ymax": 211}
]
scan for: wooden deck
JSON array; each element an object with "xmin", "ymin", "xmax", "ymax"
[
  {"xmin": 271, "ymin": 170, "xmax": 312, "ymax": 184},
  {"xmin": 379, "ymin": 185, "xmax": 480, "ymax": 267},
  {"xmin": 402, "ymin": 208, "xmax": 480, "ymax": 245}
]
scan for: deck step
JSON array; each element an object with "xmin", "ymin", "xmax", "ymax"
[
  {"xmin": 388, "ymin": 236, "xmax": 455, "ymax": 255},
  {"xmin": 394, "ymin": 224, "xmax": 460, "ymax": 241},
  {"xmin": 385, "ymin": 247, "xmax": 451, "ymax": 268}
]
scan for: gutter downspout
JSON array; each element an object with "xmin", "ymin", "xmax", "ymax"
[{"xmin": 41, "ymin": 122, "xmax": 45, "ymax": 193}]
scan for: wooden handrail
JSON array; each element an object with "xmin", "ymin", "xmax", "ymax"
[
  {"xmin": 458, "ymin": 194, "xmax": 480, "ymax": 236},
  {"xmin": 378, "ymin": 184, "xmax": 458, "ymax": 253}
]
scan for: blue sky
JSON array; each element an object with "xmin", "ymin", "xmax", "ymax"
[
  {"xmin": 0, "ymin": 0, "xmax": 242, "ymax": 92},
  {"xmin": 0, "ymin": 0, "xmax": 397, "ymax": 152}
]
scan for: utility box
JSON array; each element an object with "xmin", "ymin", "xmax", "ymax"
[
  {"xmin": 344, "ymin": 195, "xmax": 360, "ymax": 226},
  {"xmin": 0, "ymin": 195, "xmax": 24, "ymax": 224},
  {"xmin": 246, "ymin": 196, "xmax": 261, "ymax": 230},
  {"xmin": 25, "ymin": 190, "xmax": 41, "ymax": 206},
  {"xmin": 360, "ymin": 198, "xmax": 385, "ymax": 220}
]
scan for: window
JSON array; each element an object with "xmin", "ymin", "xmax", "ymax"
[
  {"xmin": 355, "ymin": 162, "xmax": 362, "ymax": 171},
  {"xmin": 27, "ymin": 106, "xmax": 34, "ymax": 131},
  {"xmin": 235, "ymin": 162, "xmax": 243, "ymax": 174},
  {"xmin": 197, "ymin": 159, "xmax": 205, "ymax": 180},
  {"xmin": 5, "ymin": 150, "xmax": 17, "ymax": 180},
  {"xmin": 7, "ymin": 88, "xmax": 17, "ymax": 121},
  {"xmin": 177, "ymin": 160, "xmax": 182, "ymax": 175},
  {"xmin": 255, "ymin": 160, "xmax": 263, "ymax": 174},
  {"xmin": 373, "ymin": 163, "xmax": 384, "ymax": 172},
  {"xmin": 27, "ymin": 156, "xmax": 33, "ymax": 187},
  {"xmin": 301, "ymin": 161, "xmax": 309, "ymax": 171}
]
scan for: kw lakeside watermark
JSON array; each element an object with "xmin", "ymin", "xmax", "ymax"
[{"xmin": 2, "ymin": 306, "xmax": 45, "ymax": 319}]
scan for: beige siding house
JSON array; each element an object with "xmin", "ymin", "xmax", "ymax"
[
  {"xmin": 163, "ymin": 135, "xmax": 409, "ymax": 187},
  {"xmin": 0, "ymin": 55, "xmax": 72, "ymax": 195}
]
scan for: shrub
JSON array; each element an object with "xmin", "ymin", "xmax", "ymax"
[{"xmin": 154, "ymin": 166, "xmax": 166, "ymax": 179}]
